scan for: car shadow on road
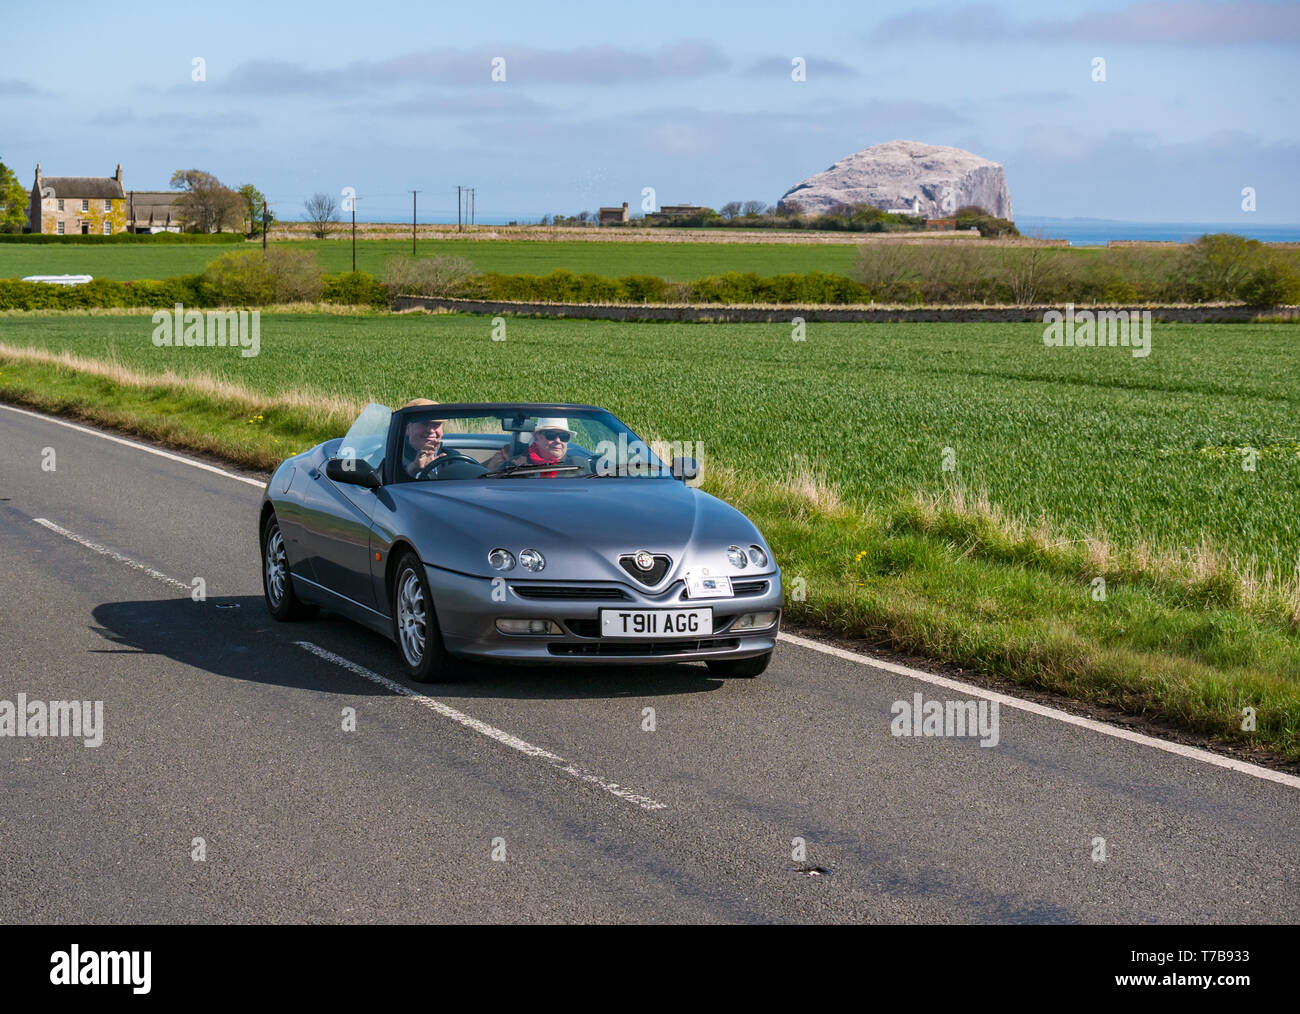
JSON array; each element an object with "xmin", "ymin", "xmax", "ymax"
[{"xmin": 90, "ymin": 596, "xmax": 727, "ymax": 700}]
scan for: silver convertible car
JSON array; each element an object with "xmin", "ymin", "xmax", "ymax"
[{"xmin": 259, "ymin": 402, "xmax": 782, "ymax": 681}]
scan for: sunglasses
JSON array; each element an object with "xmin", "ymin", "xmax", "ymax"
[{"xmin": 538, "ymin": 430, "xmax": 570, "ymax": 441}]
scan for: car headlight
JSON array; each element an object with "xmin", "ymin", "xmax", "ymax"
[
  {"xmin": 748, "ymin": 545, "xmax": 769, "ymax": 568},
  {"xmin": 727, "ymin": 545, "xmax": 749, "ymax": 569},
  {"xmin": 489, "ymin": 548, "xmax": 516, "ymax": 571},
  {"xmin": 519, "ymin": 548, "xmax": 546, "ymax": 573}
]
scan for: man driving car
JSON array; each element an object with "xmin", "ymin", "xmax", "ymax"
[{"xmin": 401, "ymin": 398, "xmax": 449, "ymax": 478}]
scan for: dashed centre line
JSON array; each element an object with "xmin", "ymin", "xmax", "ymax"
[
  {"xmin": 296, "ymin": 641, "xmax": 669, "ymax": 812},
  {"xmin": 29, "ymin": 512, "xmax": 670, "ymax": 813}
]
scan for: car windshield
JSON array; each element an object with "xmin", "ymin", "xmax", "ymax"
[
  {"xmin": 340, "ymin": 402, "xmax": 392, "ymax": 471},
  {"xmin": 392, "ymin": 407, "xmax": 675, "ymax": 482}
]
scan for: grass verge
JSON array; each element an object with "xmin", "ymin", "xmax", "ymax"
[{"xmin": 1, "ymin": 344, "xmax": 1297, "ymax": 763}]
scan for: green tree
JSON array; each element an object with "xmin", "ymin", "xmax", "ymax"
[
  {"xmin": 237, "ymin": 183, "xmax": 271, "ymax": 237},
  {"xmin": 0, "ymin": 158, "xmax": 29, "ymax": 233},
  {"xmin": 954, "ymin": 205, "xmax": 1019, "ymax": 238}
]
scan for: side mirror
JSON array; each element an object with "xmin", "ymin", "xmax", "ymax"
[
  {"xmin": 670, "ymin": 456, "xmax": 699, "ymax": 482},
  {"xmin": 325, "ymin": 457, "xmax": 382, "ymax": 488}
]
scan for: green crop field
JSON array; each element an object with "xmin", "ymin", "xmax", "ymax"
[
  {"xmin": 3, "ymin": 311, "xmax": 1298, "ymax": 755},
  {"xmin": 2, "ymin": 313, "xmax": 1295, "ymax": 570},
  {"xmin": 0, "ymin": 238, "xmax": 863, "ymax": 282}
]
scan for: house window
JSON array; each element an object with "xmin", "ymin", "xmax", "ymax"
[
  {"xmin": 104, "ymin": 221, "xmax": 112, "ymax": 235},
  {"xmin": 81, "ymin": 199, "xmax": 89, "ymax": 212},
  {"xmin": 104, "ymin": 199, "xmax": 112, "ymax": 212},
  {"xmin": 57, "ymin": 222, "xmax": 65, "ymax": 235},
  {"xmin": 57, "ymin": 198, "xmax": 64, "ymax": 211}
]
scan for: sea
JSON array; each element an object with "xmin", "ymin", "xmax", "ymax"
[{"xmin": 1015, "ymin": 216, "xmax": 1300, "ymax": 247}]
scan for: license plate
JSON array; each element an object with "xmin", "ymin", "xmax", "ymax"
[
  {"xmin": 685, "ymin": 573, "xmax": 732, "ymax": 599},
  {"xmin": 600, "ymin": 607, "xmax": 712, "ymax": 639}
]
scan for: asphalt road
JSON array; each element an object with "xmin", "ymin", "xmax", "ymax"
[{"xmin": 1, "ymin": 403, "xmax": 1297, "ymax": 924}]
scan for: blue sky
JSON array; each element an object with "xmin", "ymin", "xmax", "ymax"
[{"xmin": 3, "ymin": 0, "xmax": 1297, "ymax": 223}]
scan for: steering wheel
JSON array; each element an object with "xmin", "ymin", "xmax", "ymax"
[{"xmin": 413, "ymin": 451, "xmax": 479, "ymax": 480}]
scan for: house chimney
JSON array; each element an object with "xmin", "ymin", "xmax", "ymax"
[{"xmin": 115, "ymin": 163, "xmax": 123, "ymax": 182}]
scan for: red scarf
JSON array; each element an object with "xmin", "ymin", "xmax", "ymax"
[{"xmin": 528, "ymin": 447, "xmax": 562, "ymax": 477}]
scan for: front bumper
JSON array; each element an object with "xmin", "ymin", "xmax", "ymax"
[{"xmin": 428, "ymin": 565, "xmax": 782, "ymax": 664}]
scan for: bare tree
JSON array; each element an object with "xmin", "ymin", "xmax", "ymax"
[
  {"xmin": 1000, "ymin": 244, "xmax": 1061, "ymax": 304},
  {"xmin": 170, "ymin": 169, "xmax": 243, "ymax": 233},
  {"xmin": 741, "ymin": 200, "xmax": 767, "ymax": 217},
  {"xmin": 385, "ymin": 255, "xmax": 480, "ymax": 297},
  {"xmin": 854, "ymin": 243, "xmax": 923, "ymax": 302},
  {"xmin": 303, "ymin": 192, "xmax": 340, "ymax": 239},
  {"xmin": 719, "ymin": 201, "xmax": 743, "ymax": 221}
]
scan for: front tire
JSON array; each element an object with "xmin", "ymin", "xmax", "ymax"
[
  {"xmin": 706, "ymin": 650, "xmax": 772, "ymax": 678},
  {"xmin": 392, "ymin": 551, "xmax": 463, "ymax": 683},
  {"xmin": 262, "ymin": 513, "xmax": 317, "ymax": 621}
]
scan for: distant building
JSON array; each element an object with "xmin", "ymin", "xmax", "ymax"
[
  {"xmin": 924, "ymin": 218, "xmax": 956, "ymax": 231},
  {"xmin": 598, "ymin": 202, "xmax": 629, "ymax": 225},
  {"xmin": 127, "ymin": 191, "xmax": 183, "ymax": 233},
  {"xmin": 643, "ymin": 203, "xmax": 711, "ymax": 224},
  {"xmin": 29, "ymin": 163, "xmax": 127, "ymax": 235}
]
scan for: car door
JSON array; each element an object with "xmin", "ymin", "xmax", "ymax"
[{"xmin": 295, "ymin": 404, "xmax": 391, "ymax": 610}]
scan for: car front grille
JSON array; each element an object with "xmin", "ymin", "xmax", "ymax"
[
  {"xmin": 513, "ymin": 585, "xmax": 628, "ymax": 600},
  {"xmin": 548, "ymin": 638, "xmax": 740, "ymax": 657}
]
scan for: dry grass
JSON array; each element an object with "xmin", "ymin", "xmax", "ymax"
[
  {"xmin": 0, "ymin": 339, "xmax": 362, "ymax": 429},
  {"xmin": 697, "ymin": 457, "xmax": 848, "ymax": 523},
  {"xmin": 265, "ymin": 221, "xmax": 1062, "ymax": 247},
  {"xmin": 910, "ymin": 481, "xmax": 1300, "ymax": 624}
]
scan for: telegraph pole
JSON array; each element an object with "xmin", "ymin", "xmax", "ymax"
[
  {"xmin": 410, "ymin": 190, "xmax": 419, "ymax": 255},
  {"xmin": 470, "ymin": 188, "xmax": 475, "ymax": 226},
  {"xmin": 457, "ymin": 186, "xmax": 463, "ymax": 233},
  {"xmin": 261, "ymin": 200, "xmax": 270, "ymax": 251}
]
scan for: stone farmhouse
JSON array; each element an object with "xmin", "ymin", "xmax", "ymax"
[{"xmin": 28, "ymin": 164, "xmax": 181, "ymax": 234}]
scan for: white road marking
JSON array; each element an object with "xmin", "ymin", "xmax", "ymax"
[
  {"xmin": 7, "ymin": 404, "xmax": 1295, "ymax": 793},
  {"xmin": 294, "ymin": 640, "xmax": 669, "ymax": 812},
  {"xmin": 778, "ymin": 631, "xmax": 1300, "ymax": 791},
  {"xmin": 0, "ymin": 402, "xmax": 266, "ymax": 489},
  {"xmin": 32, "ymin": 517, "xmax": 193, "ymax": 594},
  {"xmin": 25, "ymin": 505, "xmax": 669, "ymax": 812}
]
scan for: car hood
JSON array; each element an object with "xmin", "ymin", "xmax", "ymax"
[{"xmin": 381, "ymin": 478, "xmax": 770, "ymax": 585}]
